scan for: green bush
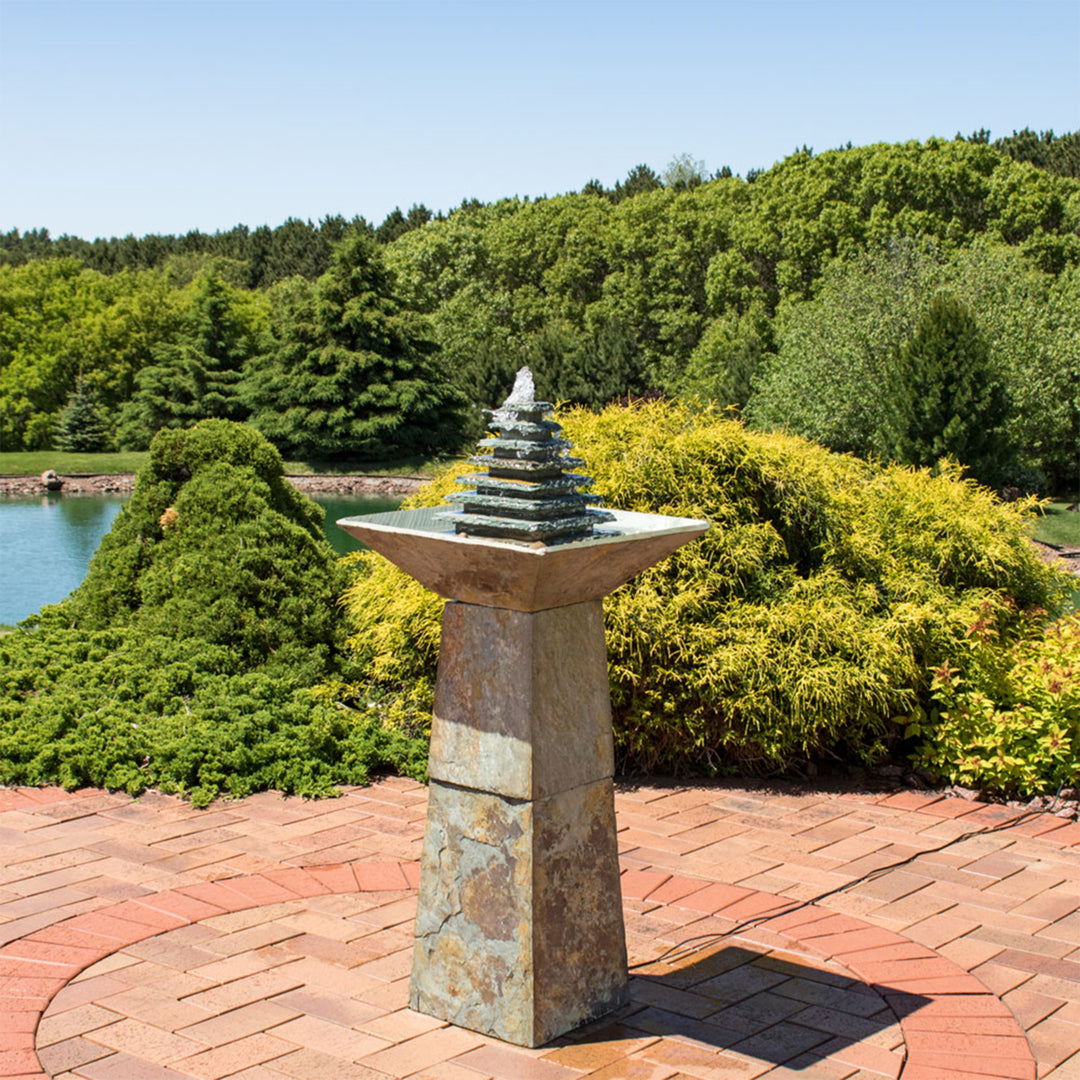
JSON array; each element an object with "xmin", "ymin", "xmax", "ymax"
[
  {"xmin": 341, "ymin": 400, "xmax": 1070, "ymax": 776},
  {"xmin": 6, "ymin": 410, "xmax": 1066, "ymax": 802},
  {"xmin": 0, "ymin": 420, "xmax": 427, "ymax": 804},
  {"xmin": 0, "ymin": 628, "xmax": 426, "ymax": 805},
  {"xmin": 909, "ymin": 612, "xmax": 1080, "ymax": 796}
]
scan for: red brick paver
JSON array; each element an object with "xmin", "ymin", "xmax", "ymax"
[{"xmin": 0, "ymin": 780, "xmax": 1077, "ymax": 1078}]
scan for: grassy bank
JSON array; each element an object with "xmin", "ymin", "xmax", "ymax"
[
  {"xmin": 0, "ymin": 450, "xmax": 457, "ymax": 478},
  {"xmin": 280, "ymin": 455, "xmax": 460, "ymax": 478},
  {"xmin": 1028, "ymin": 498, "xmax": 1080, "ymax": 544},
  {"xmin": 1030, "ymin": 502, "xmax": 1080, "ymax": 548},
  {"xmin": 0, "ymin": 451, "xmax": 148, "ymax": 475},
  {"xmin": 1028, "ymin": 504, "xmax": 1080, "ymax": 613}
]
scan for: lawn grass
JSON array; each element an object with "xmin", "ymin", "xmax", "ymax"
[
  {"xmin": 0, "ymin": 451, "xmax": 149, "ymax": 475},
  {"xmin": 280, "ymin": 454, "xmax": 462, "ymax": 478},
  {"xmin": 0, "ymin": 450, "xmax": 461, "ymax": 478},
  {"xmin": 1030, "ymin": 502, "xmax": 1080, "ymax": 548}
]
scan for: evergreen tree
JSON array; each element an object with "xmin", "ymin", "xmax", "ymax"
[
  {"xmin": 881, "ymin": 292, "xmax": 1013, "ymax": 485},
  {"xmin": 375, "ymin": 204, "xmax": 433, "ymax": 244},
  {"xmin": 994, "ymin": 128, "xmax": 1080, "ymax": 179},
  {"xmin": 524, "ymin": 317, "xmax": 645, "ymax": 409},
  {"xmin": 117, "ymin": 269, "xmax": 258, "ymax": 449},
  {"xmin": 57, "ymin": 378, "xmax": 111, "ymax": 452},
  {"xmin": 264, "ymin": 217, "xmax": 323, "ymax": 282},
  {"xmin": 611, "ymin": 164, "xmax": 662, "ymax": 202},
  {"xmin": 375, "ymin": 207, "xmax": 408, "ymax": 245},
  {"xmin": 243, "ymin": 233, "xmax": 464, "ymax": 459}
]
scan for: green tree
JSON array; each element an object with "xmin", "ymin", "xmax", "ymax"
[
  {"xmin": 56, "ymin": 378, "xmax": 111, "ymax": 452},
  {"xmin": 611, "ymin": 164, "xmax": 662, "ymax": 202},
  {"xmin": 244, "ymin": 234, "xmax": 464, "ymax": 458},
  {"xmin": 523, "ymin": 315, "xmax": 644, "ymax": 409},
  {"xmin": 600, "ymin": 181, "xmax": 748, "ymax": 390},
  {"xmin": 1036, "ymin": 267, "xmax": 1080, "ymax": 494},
  {"xmin": 263, "ymin": 217, "xmax": 325, "ymax": 282},
  {"xmin": 746, "ymin": 238, "xmax": 1071, "ymax": 484},
  {"xmin": 730, "ymin": 137, "xmax": 1080, "ymax": 305},
  {"xmin": 947, "ymin": 243, "xmax": 1077, "ymax": 489},
  {"xmin": 995, "ymin": 128, "xmax": 1080, "ymax": 179},
  {"xmin": 747, "ymin": 240, "xmax": 947, "ymax": 455},
  {"xmin": 662, "ymin": 153, "xmax": 707, "ymax": 190},
  {"xmin": 881, "ymin": 293, "xmax": 1013, "ymax": 485},
  {"xmin": 117, "ymin": 269, "xmax": 263, "ymax": 449},
  {"xmin": 0, "ymin": 258, "xmax": 177, "ymax": 451},
  {"xmin": 372, "ymin": 137, "xmax": 1080, "ymax": 426},
  {"xmin": 384, "ymin": 194, "xmax": 614, "ymax": 409},
  {"xmin": 375, "ymin": 204, "xmax": 433, "ymax": 244},
  {"xmin": 679, "ymin": 300, "xmax": 772, "ymax": 408}
]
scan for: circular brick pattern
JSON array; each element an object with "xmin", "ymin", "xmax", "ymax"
[{"xmin": 3, "ymin": 862, "xmax": 1036, "ymax": 1079}]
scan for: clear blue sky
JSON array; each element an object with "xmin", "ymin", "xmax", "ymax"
[{"xmin": 1, "ymin": 0, "xmax": 1077, "ymax": 240}]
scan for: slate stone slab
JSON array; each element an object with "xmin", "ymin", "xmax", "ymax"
[
  {"xmin": 411, "ymin": 777, "xmax": 629, "ymax": 1047},
  {"xmin": 336, "ymin": 506, "xmax": 709, "ymax": 612},
  {"xmin": 443, "ymin": 367, "xmax": 611, "ymax": 544},
  {"xmin": 429, "ymin": 600, "xmax": 613, "ymax": 802}
]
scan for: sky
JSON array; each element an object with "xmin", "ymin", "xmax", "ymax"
[{"xmin": 1, "ymin": 0, "xmax": 1078, "ymax": 240}]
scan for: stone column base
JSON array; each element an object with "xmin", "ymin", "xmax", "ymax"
[{"xmin": 409, "ymin": 777, "xmax": 629, "ymax": 1047}]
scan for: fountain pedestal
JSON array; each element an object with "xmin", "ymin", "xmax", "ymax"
[
  {"xmin": 339, "ymin": 508, "xmax": 706, "ymax": 1046},
  {"xmin": 416, "ymin": 599, "xmax": 622, "ymax": 1046}
]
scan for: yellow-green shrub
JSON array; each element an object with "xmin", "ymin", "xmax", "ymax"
[
  {"xmin": 910, "ymin": 612, "xmax": 1080, "ymax": 796},
  {"xmin": 340, "ymin": 401, "xmax": 1069, "ymax": 776}
]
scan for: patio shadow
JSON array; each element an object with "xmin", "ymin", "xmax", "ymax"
[{"xmin": 557, "ymin": 942, "xmax": 929, "ymax": 1074}]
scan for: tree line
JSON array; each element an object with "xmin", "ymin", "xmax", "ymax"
[
  {"xmin": 3, "ymin": 128, "xmax": 1075, "ymax": 283},
  {"xmin": 1, "ymin": 130, "xmax": 1078, "ymax": 489}
]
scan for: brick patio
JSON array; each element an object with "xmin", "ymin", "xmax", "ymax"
[{"xmin": 1, "ymin": 779, "xmax": 1078, "ymax": 1079}]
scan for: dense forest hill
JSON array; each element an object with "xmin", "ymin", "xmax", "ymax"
[
  {"xmin": 2, "ymin": 127, "xmax": 1075, "ymax": 280},
  {"xmin": 1, "ymin": 129, "xmax": 1078, "ymax": 489},
  {"xmin": 0, "ymin": 165, "xmax": 673, "ymax": 284}
]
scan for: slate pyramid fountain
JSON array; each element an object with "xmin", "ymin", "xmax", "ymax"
[
  {"xmin": 442, "ymin": 367, "xmax": 613, "ymax": 543},
  {"xmin": 338, "ymin": 370, "xmax": 708, "ymax": 1046}
]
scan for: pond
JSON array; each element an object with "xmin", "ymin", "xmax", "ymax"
[
  {"xmin": 316, "ymin": 494, "xmax": 403, "ymax": 555},
  {"xmin": 0, "ymin": 493, "xmax": 402, "ymax": 626}
]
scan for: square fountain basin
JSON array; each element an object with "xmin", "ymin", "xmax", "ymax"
[{"xmin": 337, "ymin": 507, "xmax": 709, "ymax": 612}]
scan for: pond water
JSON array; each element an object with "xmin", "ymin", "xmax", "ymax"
[
  {"xmin": 0, "ymin": 493, "xmax": 402, "ymax": 626},
  {"xmin": 317, "ymin": 494, "xmax": 403, "ymax": 555}
]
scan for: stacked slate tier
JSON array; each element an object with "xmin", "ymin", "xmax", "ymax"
[{"xmin": 443, "ymin": 397, "xmax": 614, "ymax": 544}]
